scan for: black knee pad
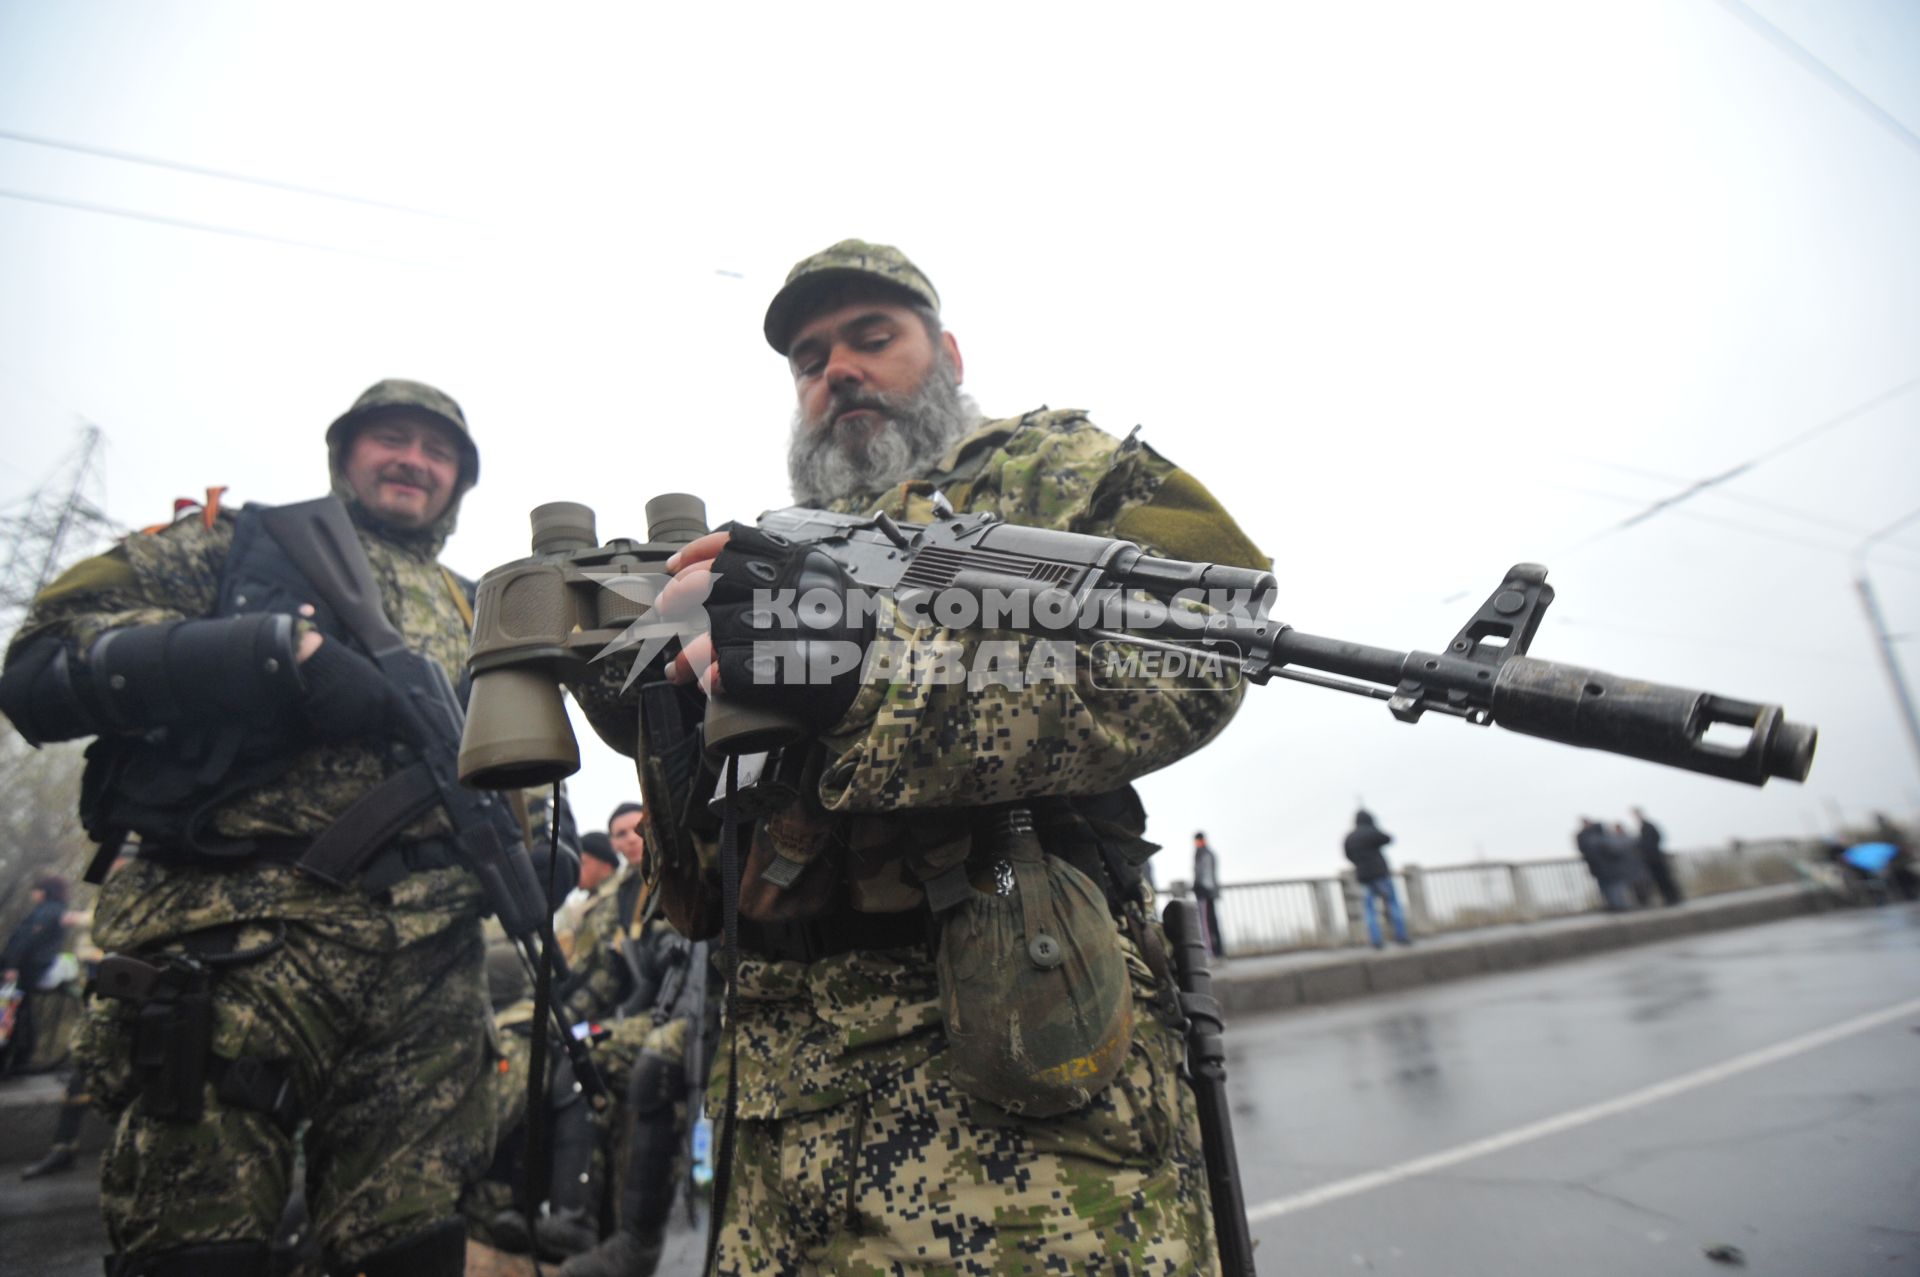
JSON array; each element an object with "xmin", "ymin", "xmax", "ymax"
[
  {"xmin": 341, "ymin": 1216, "xmax": 467, "ymax": 1277},
  {"xmin": 106, "ymin": 1240, "xmax": 271, "ymax": 1277}
]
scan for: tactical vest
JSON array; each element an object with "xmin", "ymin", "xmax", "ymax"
[{"xmin": 80, "ymin": 503, "xmax": 371, "ymax": 859}]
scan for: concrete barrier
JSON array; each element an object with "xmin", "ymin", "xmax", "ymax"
[{"xmin": 1212, "ymin": 882, "xmax": 1836, "ymax": 1018}]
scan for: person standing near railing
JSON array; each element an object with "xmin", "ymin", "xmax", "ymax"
[
  {"xmin": 1630, "ymin": 807, "xmax": 1684, "ymax": 906},
  {"xmin": 1576, "ymin": 818, "xmax": 1635, "ymax": 911},
  {"xmin": 1192, "ymin": 832, "xmax": 1226, "ymax": 957},
  {"xmin": 1344, "ymin": 811, "xmax": 1412, "ymax": 949}
]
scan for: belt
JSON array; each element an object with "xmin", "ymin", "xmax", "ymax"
[
  {"xmin": 737, "ymin": 905, "xmax": 932, "ymax": 963},
  {"xmin": 136, "ymin": 835, "xmax": 461, "ymax": 892}
]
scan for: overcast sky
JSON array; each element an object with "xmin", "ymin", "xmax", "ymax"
[{"xmin": 2, "ymin": 0, "xmax": 1917, "ymax": 882}]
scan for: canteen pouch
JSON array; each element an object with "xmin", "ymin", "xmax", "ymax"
[{"xmin": 935, "ymin": 807, "xmax": 1133, "ymax": 1117}]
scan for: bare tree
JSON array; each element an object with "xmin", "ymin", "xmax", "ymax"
[{"xmin": 0, "ymin": 727, "xmax": 94, "ymax": 934}]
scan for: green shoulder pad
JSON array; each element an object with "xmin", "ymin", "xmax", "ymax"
[{"xmin": 1113, "ymin": 466, "xmax": 1268, "ymax": 571}]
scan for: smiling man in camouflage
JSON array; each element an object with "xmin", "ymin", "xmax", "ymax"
[
  {"xmin": 569, "ymin": 241, "xmax": 1268, "ymax": 1276},
  {"xmin": 0, "ymin": 380, "xmax": 498, "ymax": 1277}
]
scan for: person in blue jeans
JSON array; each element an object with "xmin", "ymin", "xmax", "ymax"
[{"xmin": 1344, "ymin": 810, "xmax": 1411, "ymax": 948}]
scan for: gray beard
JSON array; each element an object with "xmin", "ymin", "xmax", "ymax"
[{"xmin": 787, "ymin": 358, "xmax": 982, "ymax": 505}]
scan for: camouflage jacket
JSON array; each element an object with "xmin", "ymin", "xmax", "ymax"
[
  {"xmin": 8, "ymin": 488, "xmax": 489, "ymax": 931},
  {"xmin": 557, "ymin": 868, "xmax": 635, "ymax": 1023},
  {"xmin": 663, "ymin": 409, "xmax": 1265, "ymax": 1117}
]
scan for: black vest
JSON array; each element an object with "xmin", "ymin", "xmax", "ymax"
[{"xmin": 80, "ymin": 502, "xmax": 363, "ymax": 855}]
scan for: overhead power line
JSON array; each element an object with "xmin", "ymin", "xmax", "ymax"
[
  {"xmin": 1571, "ymin": 455, "xmax": 1920, "ymax": 544},
  {"xmin": 1712, "ymin": 0, "xmax": 1920, "ymax": 162},
  {"xmin": 0, "ymin": 186, "xmax": 440, "ymax": 269},
  {"xmin": 1540, "ymin": 481, "xmax": 1920, "ymax": 574},
  {"xmin": 0, "ymin": 127, "xmax": 472, "ymax": 223},
  {"xmin": 1585, "ymin": 373, "xmax": 1920, "ymax": 545}
]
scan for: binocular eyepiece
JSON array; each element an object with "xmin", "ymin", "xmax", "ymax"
[{"xmin": 456, "ymin": 495, "xmax": 709, "ymax": 791}]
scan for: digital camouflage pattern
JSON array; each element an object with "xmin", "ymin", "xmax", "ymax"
[
  {"xmin": 325, "ymin": 376, "xmax": 479, "ymax": 494},
  {"xmin": 557, "ymin": 867, "xmax": 635, "ymax": 1025},
  {"xmin": 16, "ymin": 488, "xmax": 475, "ymax": 844},
  {"xmin": 712, "ymin": 410, "xmax": 1264, "ymax": 1118},
  {"xmin": 565, "ymin": 404, "xmax": 1262, "ymax": 1272},
  {"xmin": 12, "ymin": 397, "xmax": 498, "ymax": 1269},
  {"xmin": 713, "ymin": 942, "xmax": 1215, "ymax": 1276},
  {"xmin": 79, "ymin": 859, "xmax": 494, "ymax": 1265},
  {"xmin": 763, "ymin": 238, "xmax": 941, "ymax": 354},
  {"xmin": 813, "ymin": 408, "xmax": 1262, "ymax": 814}
]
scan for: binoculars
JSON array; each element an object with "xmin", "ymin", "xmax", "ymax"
[
  {"xmin": 457, "ymin": 495, "xmax": 803, "ymax": 791},
  {"xmin": 457, "ymin": 494, "xmax": 707, "ymax": 791}
]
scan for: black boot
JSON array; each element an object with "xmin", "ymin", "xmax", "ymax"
[
  {"xmin": 533, "ymin": 1094, "xmax": 602, "ymax": 1259},
  {"xmin": 557, "ymin": 1230, "xmax": 664, "ymax": 1277},
  {"xmin": 489, "ymin": 1207, "xmax": 533, "ymax": 1254},
  {"xmin": 558, "ymin": 1048, "xmax": 683, "ymax": 1277}
]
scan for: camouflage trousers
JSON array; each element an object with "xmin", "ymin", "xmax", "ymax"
[
  {"xmin": 710, "ymin": 1009, "xmax": 1219, "ymax": 1276},
  {"xmin": 78, "ymin": 861, "xmax": 496, "ymax": 1270}
]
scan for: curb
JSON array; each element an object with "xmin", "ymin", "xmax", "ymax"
[{"xmin": 1212, "ymin": 883, "xmax": 1837, "ymax": 1018}]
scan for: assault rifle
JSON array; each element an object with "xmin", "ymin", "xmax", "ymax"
[
  {"xmin": 726, "ymin": 501, "xmax": 1818, "ymax": 783},
  {"xmin": 255, "ymin": 498, "xmax": 608, "ymax": 1111}
]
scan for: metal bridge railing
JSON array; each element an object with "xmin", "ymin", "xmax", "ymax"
[{"xmin": 1178, "ymin": 838, "xmax": 1819, "ymax": 957}]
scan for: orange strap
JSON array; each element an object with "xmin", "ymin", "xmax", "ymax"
[{"xmin": 142, "ymin": 485, "xmax": 228, "ymax": 536}]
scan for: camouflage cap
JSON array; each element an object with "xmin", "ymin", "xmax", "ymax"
[
  {"xmin": 325, "ymin": 378, "xmax": 480, "ymax": 489},
  {"xmin": 763, "ymin": 238, "xmax": 940, "ymax": 355}
]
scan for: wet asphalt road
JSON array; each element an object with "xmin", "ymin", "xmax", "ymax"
[
  {"xmin": 4, "ymin": 904, "xmax": 1916, "ymax": 1275},
  {"xmin": 1227, "ymin": 904, "xmax": 1920, "ymax": 1276}
]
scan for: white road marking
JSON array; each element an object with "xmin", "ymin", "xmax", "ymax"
[{"xmin": 1245, "ymin": 995, "xmax": 1920, "ymax": 1222}]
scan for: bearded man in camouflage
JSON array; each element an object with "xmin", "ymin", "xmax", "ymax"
[
  {"xmin": 0, "ymin": 381, "xmax": 499, "ymax": 1277},
  {"xmin": 576, "ymin": 241, "xmax": 1266, "ymax": 1276}
]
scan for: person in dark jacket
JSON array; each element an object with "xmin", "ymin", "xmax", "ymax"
[
  {"xmin": 1192, "ymin": 832, "xmax": 1225, "ymax": 957},
  {"xmin": 1344, "ymin": 811, "xmax": 1410, "ymax": 948},
  {"xmin": 1630, "ymin": 807, "xmax": 1684, "ymax": 905},
  {"xmin": 1614, "ymin": 822, "xmax": 1656, "ymax": 906},
  {"xmin": 1575, "ymin": 819, "xmax": 1633, "ymax": 911},
  {"xmin": 1, "ymin": 872, "xmax": 70, "ymax": 1076}
]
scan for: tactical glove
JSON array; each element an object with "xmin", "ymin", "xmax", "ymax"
[
  {"xmin": 705, "ymin": 523, "xmax": 874, "ymax": 735},
  {"xmin": 296, "ymin": 637, "xmax": 396, "ymax": 743}
]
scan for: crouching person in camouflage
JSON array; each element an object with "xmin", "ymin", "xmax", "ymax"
[
  {"xmin": 0, "ymin": 380, "xmax": 503, "ymax": 1277},
  {"xmin": 571, "ymin": 241, "xmax": 1265, "ymax": 1274}
]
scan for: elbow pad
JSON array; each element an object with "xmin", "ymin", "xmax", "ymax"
[
  {"xmin": 0, "ymin": 615, "xmax": 304, "ymax": 745},
  {"xmin": 0, "ymin": 635, "xmax": 96, "ymax": 746}
]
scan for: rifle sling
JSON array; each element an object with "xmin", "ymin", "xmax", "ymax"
[{"xmin": 295, "ymin": 762, "xmax": 441, "ymax": 887}]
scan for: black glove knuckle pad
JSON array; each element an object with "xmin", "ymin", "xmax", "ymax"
[{"xmin": 706, "ymin": 521, "xmax": 872, "ymax": 732}]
